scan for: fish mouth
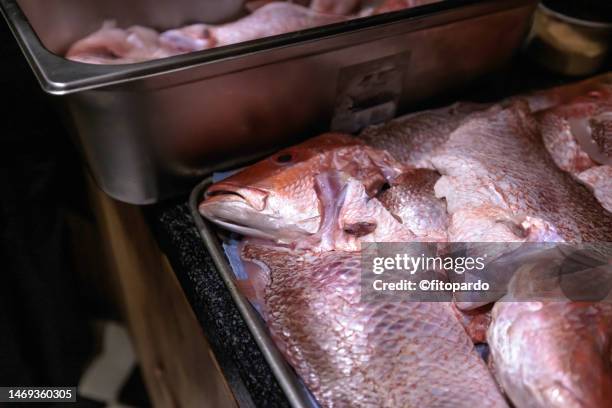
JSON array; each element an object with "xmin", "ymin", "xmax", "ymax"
[
  {"xmin": 199, "ymin": 195, "xmax": 279, "ymax": 240},
  {"xmin": 200, "ymin": 191, "xmax": 318, "ymax": 241},
  {"xmin": 201, "ymin": 184, "xmax": 305, "ymax": 240},
  {"xmin": 207, "ymin": 216, "xmax": 278, "ymax": 240},
  {"xmin": 205, "ymin": 182, "xmax": 268, "ymax": 211}
]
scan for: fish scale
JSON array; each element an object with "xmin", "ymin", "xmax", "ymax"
[
  {"xmin": 241, "ymin": 243, "xmax": 508, "ymax": 408},
  {"xmin": 539, "ymin": 84, "xmax": 612, "ymax": 213},
  {"xmin": 199, "ymin": 75, "xmax": 612, "ymax": 407},
  {"xmin": 427, "ymin": 100, "xmax": 612, "ymax": 407},
  {"xmin": 489, "ymin": 301, "xmax": 612, "ymax": 408},
  {"xmin": 431, "ymin": 102, "xmax": 612, "ymax": 243},
  {"xmin": 359, "ymin": 102, "xmax": 487, "ymax": 170},
  {"xmin": 200, "ymin": 133, "xmax": 406, "ymax": 247},
  {"xmin": 377, "ymin": 169, "xmax": 448, "ymax": 240}
]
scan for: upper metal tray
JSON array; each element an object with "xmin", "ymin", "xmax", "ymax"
[{"xmin": 1, "ymin": 0, "xmax": 534, "ymax": 95}]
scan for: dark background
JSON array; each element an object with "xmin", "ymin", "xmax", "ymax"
[
  {"xmin": 0, "ymin": 0, "xmax": 610, "ymax": 404},
  {"xmin": 0, "ymin": 19, "xmax": 95, "ymax": 387}
]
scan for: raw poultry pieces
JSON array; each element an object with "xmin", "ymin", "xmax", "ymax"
[{"xmin": 65, "ymin": 0, "xmax": 442, "ymax": 64}]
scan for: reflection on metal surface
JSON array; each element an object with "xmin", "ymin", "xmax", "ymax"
[
  {"xmin": 1, "ymin": 0, "xmax": 537, "ymax": 203},
  {"xmin": 331, "ymin": 52, "xmax": 408, "ymax": 133}
]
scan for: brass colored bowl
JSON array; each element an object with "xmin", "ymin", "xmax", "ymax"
[{"xmin": 527, "ymin": 2, "xmax": 612, "ymax": 76}]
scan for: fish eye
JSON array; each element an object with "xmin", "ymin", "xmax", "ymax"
[{"xmin": 275, "ymin": 153, "xmax": 293, "ymax": 164}]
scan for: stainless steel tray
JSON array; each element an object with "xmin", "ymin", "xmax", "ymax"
[
  {"xmin": 189, "ymin": 178, "xmax": 316, "ymax": 408},
  {"xmin": 1, "ymin": 0, "xmax": 536, "ymax": 204}
]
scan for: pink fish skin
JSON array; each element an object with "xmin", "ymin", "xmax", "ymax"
[
  {"xmin": 377, "ymin": 169, "xmax": 448, "ymax": 241},
  {"xmin": 427, "ymin": 100, "xmax": 612, "ymax": 407},
  {"xmin": 199, "ymin": 133, "xmax": 403, "ymax": 244},
  {"xmin": 489, "ymin": 301, "xmax": 612, "ymax": 408},
  {"xmin": 293, "ymin": 172, "xmax": 419, "ymax": 251},
  {"xmin": 241, "ymin": 242, "xmax": 508, "ymax": 408},
  {"xmin": 357, "ymin": 74, "xmax": 612, "ymax": 173},
  {"xmin": 577, "ymin": 166, "xmax": 612, "ymax": 213},
  {"xmin": 430, "ymin": 101, "xmax": 612, "ymax": 243},
  {"xmin": 359, "ymin": 102, "xmax": 487, "ymax": 170},
  {"xmin": 538, "ymin": 83, "xmax": 612, "ymax": 212},
  {"xmin": 522, "ymin": 73, "xmax": 612, "ymax": 113}
]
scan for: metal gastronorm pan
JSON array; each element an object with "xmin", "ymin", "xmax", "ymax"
[
  {"xmin": 1, "ymin": 0, "xmax": 536, "ymax": 204},
  {"xmin": 189, "ymin": 178, "xmax": 315, "ymax": 408}
]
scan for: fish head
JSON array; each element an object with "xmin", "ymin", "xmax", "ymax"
[{"xmin": 199, "ymin": 133, "xmax": 402, "ymax": 242}]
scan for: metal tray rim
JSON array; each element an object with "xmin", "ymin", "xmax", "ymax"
[
  {"xmin": 1, "ymin": 0, "xmax": 535, "ymax": 95},
  {"xmin": 189, "ymin": 178, "xmax": 315, "ymax": 408}
]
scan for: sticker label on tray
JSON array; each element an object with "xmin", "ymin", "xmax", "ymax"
[{"xmin": 331, "ymin": 52, "xmax": 410, "ymax": 133}]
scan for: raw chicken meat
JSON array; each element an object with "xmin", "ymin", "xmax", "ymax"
[
  {"xmin": 66, "ymin": 21, "xmax": 172, "ymax": 64},
  {"xmin": 66, "ymin": 1, "xmax": 445, "ymax": 64},
  {"xmin": 372, "ymin": 0, "xmax": 442, "ymax": 14},
  {"xmin": 310, "ymin": 0, "xmax": 362, "ymax": 15},
  {"xmin": 160, "ymin": 2, "xmax": 347, "ymax": 53}
]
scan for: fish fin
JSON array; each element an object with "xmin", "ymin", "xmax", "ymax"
[
  {"xmin": 236, "ymin": 257, "xmax": 270, "ymax": 309},
  {"xmin": 363, "ymin": 146, "xmax": 404, "ymax": 182},
  {"xmin": 296, "ymin": 170, "xmax": 351, "ymax": 251},
  {"xmin": 452, "ymin": 302, "xmax": 493, "ymax": 344},
  {"xmin": 494, "ymin": 213, "xmax": 564, "ymax": 243}
]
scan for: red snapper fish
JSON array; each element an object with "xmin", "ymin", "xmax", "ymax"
[
  {"xmin": 199, "ymin": 133, "xmax": 452, "ymax": 250},
  {"xmin": 358, "ymin": 102, "xmax": 487, "ymax": 169},
  {"xmin": 377, "ymin": 169, "xmax": 448, "ymax": 240},
  {"xmin": 538, "ymin": 83, "xmax": 612, "ymax": 212},
  {"xmin": 489, "ymin": 300, "xmax": 612, "ymax": 408},
  {"xmin": 199, "ymin": 133, "xmax": 403, "ymax": 245},
  {"xmin": 430, "ymin": 101, "xmax": 612, "ymax": 244},
  {"xmin": 427, "ymin": 100, "xmax": 612, "ymax": 407},
  {"xmin": 239, "ymin": 242, "xmax": 508, "ymax": 407},
  {"xmin": 521, "ymin": 72, "xmax": 612, "ymax": 113}
]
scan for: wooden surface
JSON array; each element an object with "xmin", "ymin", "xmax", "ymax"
[{"xmin": 87, "ymin": 178, "xmax": 237, "ymax": 408}]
